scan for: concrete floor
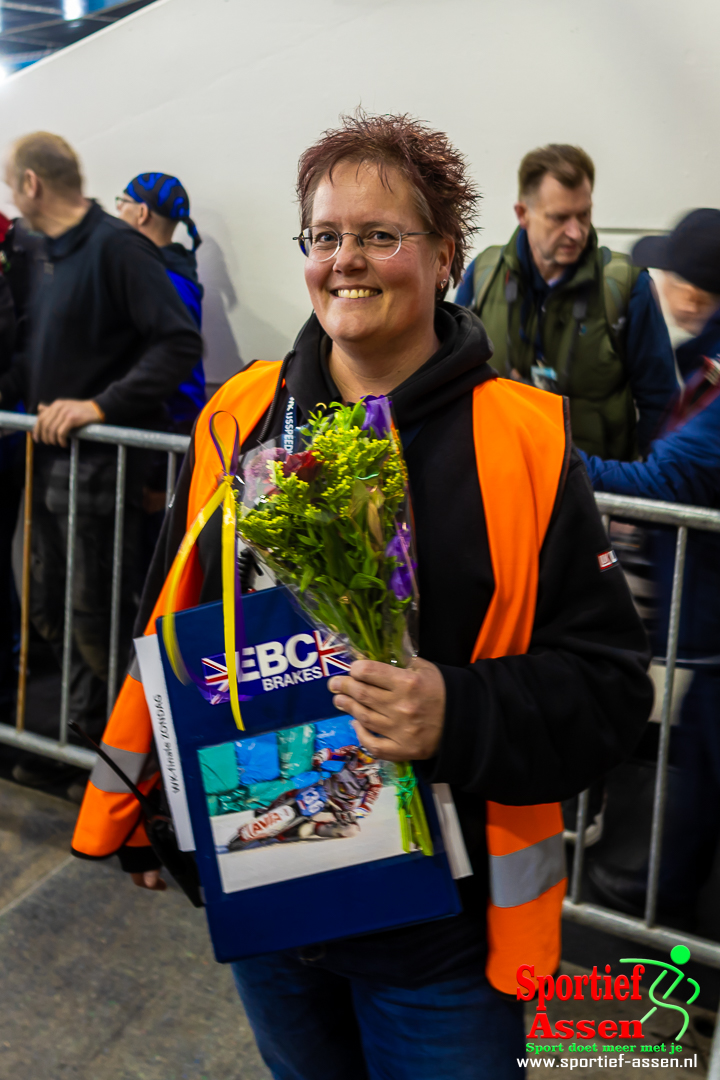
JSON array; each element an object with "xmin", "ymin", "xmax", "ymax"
[
  {"xmin": 1, "ymin": 773, "xmax": 718, "ymax": 1079},
  {"xmin": 0, "ymin": 778, "xmax": 272, "ymax": 1080}
]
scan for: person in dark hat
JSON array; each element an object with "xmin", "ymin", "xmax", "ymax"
[
  {"xmin": 634, "ymin": 209, "xmax": 720, "ymax": 378},
  {"xmin": 579, "ymin": 209, "xmax": 720, "ymax": 917},
  {"xmin": 116, "ymin": 173, "xmax": 208, "ymax": 577},
  {"xmin": 116, "ymin": 173, "xmax": 205, "ymax": 432}
]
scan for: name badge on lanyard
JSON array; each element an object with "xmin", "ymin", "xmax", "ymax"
[
  {"xmin": 530, "ymin": 364, "xmax": 559, "ymax": 394},
  {"xmin": 283, "ymin": 396, "xmax": 298, "ymax": 454}
]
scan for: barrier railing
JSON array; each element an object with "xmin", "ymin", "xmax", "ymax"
[
  {"xmin": 0, "ymin": 410, "xmax": 189, "ymax": 768},
  {"xmin": 567, "ymin": 491, "xmax": 720, "ymax": 1078},
  {"xmin": 0, "ymin": 413, "xmax": 717, "ymax": 1071}
]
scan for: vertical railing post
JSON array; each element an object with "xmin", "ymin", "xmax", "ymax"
[
  {"xmin": 568, "ymin": 512, "xmax": 611, "ymax": 904},
  {"xmin": 644, "ymin": 525, "xmax": 688, "ymax": 927},
  {"xmin": 708, "ymin": 1012, "xmax": 720, "ymax": 1080},
  {"xmin": 15, "ymin": 433, "xmax": 34, "ymax": 733},
  {"xmin": 165, "ymin": 450, "xmax": 177, "ymax": 510},
  {"xmin": 106, "ymin": 443, "xmax": 127, "ymax": 717},
  {"xmin": 570, "ymin": 788, "xmax": 590, "ymax": 903},
  {"xmin": 59, "ymin": 437, "xmax": 79, "ymax": 747}
]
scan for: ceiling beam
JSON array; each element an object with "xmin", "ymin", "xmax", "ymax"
[
  {"xmin": 1, "ymin": 48, "xmax": 53, "ymax": 61},
  {"xmin": 1, "ymin": 3, "xmax": 61, "ymax": 15},
  {"xmin": 0, "ymin": 11, "xmax": 117, "ymax": 36},
  {"xmin": 0, "ymin": 31, "xmax": 66, "ymax": 46}
]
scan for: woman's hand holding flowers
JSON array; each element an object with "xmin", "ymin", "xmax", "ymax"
[{"xmin": 328, "ymin": 657, "xmax": 445, "ymax": 761}]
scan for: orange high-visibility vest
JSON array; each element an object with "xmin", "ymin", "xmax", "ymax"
[
  {"xmin": 72, "ymin": 360, "xmax": 567, "ymax": 993},
  {"xmin": 471, "ymin": 380, "xmax": 568, "ymax": 994}
]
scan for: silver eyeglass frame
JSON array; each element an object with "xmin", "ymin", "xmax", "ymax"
[{"xmin": 293, "ymin": 226, "xmax": 437, "ymax": 262}]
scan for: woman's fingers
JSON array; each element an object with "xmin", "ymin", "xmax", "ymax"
[
  {"xmin": 328, "ymin": 674, "xmax": 392, "ymax": 711},
  {"xmin": 331, "ymin": 692, "xmax": 394, "ymax": 733},
  {"xmin": 351, "ymin": 719, "xmax": 405, "ymax": 761},
  {"xmin": 348, "ymin": 658, "xmax": 404, "ymax": 691}
]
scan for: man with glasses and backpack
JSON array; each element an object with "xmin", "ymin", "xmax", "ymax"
[{"xmin": 456, "ymin": 144, "xmax": 678, "ymax": 460}]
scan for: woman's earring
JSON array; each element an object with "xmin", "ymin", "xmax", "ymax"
[{"xmin": 438, "ymin": 279, "xmax": 448, "ymax": 291}]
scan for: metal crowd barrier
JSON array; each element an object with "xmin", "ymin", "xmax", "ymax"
[
  {"xmin": 0, "ymin": 409, "xmax": 189, "ymax": 768},
  {"xmin": 565, "ymin": 492, "xmax": 720, "ymax": 1078},
  {"xmin": 0, "ymin": 413, "xmax": 718, "ymax": 1071}
]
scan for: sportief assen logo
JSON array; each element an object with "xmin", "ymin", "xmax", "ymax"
[
  {"xmin": 201, "ymin": 631, "xmax": 351, "ymax": 703},
  {"xmin": 519, "ymin": 946, "xmax": 700, "ymax": 1045}
]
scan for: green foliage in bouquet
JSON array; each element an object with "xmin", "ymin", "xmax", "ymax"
[
  {"xmin": 239, "ymin": 398, "xmax": 416, "ymax": 666},
  {"xmin": 238, "ymin": 396, "xmax": 432, "ymax": 858}
]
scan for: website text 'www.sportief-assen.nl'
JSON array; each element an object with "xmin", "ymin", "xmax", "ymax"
[
  {"xmin": 518, "ymin": 1051, "xmax": 699, "ymax": 1069},
  {"xmin": 516, "ymin": 948, "xmax": 703, "ymax": 1070}
]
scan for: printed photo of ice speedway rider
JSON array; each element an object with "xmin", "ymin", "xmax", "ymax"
[{"xmin": 198, "ymin": 718, "xmax": 407, "ymax": 894}]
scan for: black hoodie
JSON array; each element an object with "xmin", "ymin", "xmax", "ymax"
[{"xmin": 136, "ymin": 303, "xmax": 652, "ymax": 986}]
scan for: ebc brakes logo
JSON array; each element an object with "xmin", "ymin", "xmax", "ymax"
[{"xmin": 201, "ymin": 630, "xmax": 351, "ymax": 701}]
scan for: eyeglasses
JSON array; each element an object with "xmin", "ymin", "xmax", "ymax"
[
  {"xmin": 293, "ymin": 224, "xmax": 437, "ymax": 263},
  {"xmin": 115, "ymin": 195, "xmax": 136, "ymax": 209}
]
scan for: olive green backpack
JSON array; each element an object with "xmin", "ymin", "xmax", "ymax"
[{"xmin": 470, "ymin": 243, "xmax": 638, "ymax": 359}]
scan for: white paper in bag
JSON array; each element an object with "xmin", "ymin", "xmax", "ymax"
[
  {"xmin": 134, "ymin": 633, "xmax": 195, "ymax": 852},
  {"xmin": 431, "ymin": 783, "xmax": 473, "ymax": 879}
]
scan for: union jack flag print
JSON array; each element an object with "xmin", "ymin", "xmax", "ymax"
[
  {"xmin": 312, "ymin": 630, "xmax": 351, "ymax": 676},
  {"xmin": 201, "ymin": 654, "xmax": 232, "ymax": 695}
]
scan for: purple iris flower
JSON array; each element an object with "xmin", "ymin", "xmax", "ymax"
[
  {"xmin": 385, "ymin": 531, "xmax": 406, "ymax": 562},
  {"xmin": 389, "ymin": 564, "xmax": 414, "ymax": 602},
  {"xmin": 361, "ymin": 395, "xmax": 392, "ymax": 438},
  {"xmin": 385, "ymin": 524, "xmax": 416, "ymax": 602}
]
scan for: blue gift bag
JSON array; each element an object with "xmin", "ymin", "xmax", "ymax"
[{"xmin": 137, "ymin": 585, "xmax": 464, "ymax": 964}]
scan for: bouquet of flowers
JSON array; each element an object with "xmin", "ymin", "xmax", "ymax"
[{"xmin": 238, "ymin": 396, "xmax": 432, "ymax": 856}]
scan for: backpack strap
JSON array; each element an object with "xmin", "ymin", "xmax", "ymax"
[
  {"xmin": 472, "ymin": 245, "xmax": 505, "ymax": 313},
  {"xmin": 601, "ymin": 247, "xmax": 641, "ymax": 358}
]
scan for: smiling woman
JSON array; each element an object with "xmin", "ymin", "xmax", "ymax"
[
  {"xmin": 72, "ymin": 109, "xmax": 653, "ymax": 1080},
  {"xmin": 291, "ymin": 112, "xmax": 478, "ymax": 401}
]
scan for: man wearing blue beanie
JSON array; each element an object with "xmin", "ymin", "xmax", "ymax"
[{"xmin": 117, "ymin": 173, "xmax": 205, "ymax": 431}]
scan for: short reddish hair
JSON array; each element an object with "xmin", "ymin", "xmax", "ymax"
[{"xmin": 296, "ymin": 111, "xmax": 479, "ymax": 290}]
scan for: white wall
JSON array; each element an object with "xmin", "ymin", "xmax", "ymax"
[{"xmin": 0, "ymin": 0, "xmax": 717, "ymax": 383}]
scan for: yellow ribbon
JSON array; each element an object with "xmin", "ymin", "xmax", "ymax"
[{"xmin": 162, "ymin": 413, "xmax": 245, "ymax": 730}]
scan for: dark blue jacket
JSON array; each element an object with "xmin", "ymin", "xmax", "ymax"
[
  {"xmin": 161, "ymin": 243, "xmax": 206, "ymax": 430},
  {"xmin": 456, "ymin": 239, "xmax": 678, "ymax": 452},
  {"xmin": 580, "ymin": 307, "xmax": 720, "ymax": 657}
]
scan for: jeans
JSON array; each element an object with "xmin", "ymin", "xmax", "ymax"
[{"xmin": 231, "ymin": 949, "xmax": 526, "ymax": 1080}]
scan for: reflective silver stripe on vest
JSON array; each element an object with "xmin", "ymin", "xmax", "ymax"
[
  {"xmin": 89, "ymin": 742, "xmax": 150, "ymax": 794},
  {"xmin": 489, "ymin": 832, "xmax": 566, "ymax": 909}
]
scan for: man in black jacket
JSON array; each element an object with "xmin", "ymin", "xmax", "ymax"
[{"xmin": 1, "ymin": 132, "xmax": 203, "ymax": 790}]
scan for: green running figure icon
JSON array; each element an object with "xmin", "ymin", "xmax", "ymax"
[{"xmin": 621, "ymin": 946, "xmax": 700, "ymax": 1040}]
